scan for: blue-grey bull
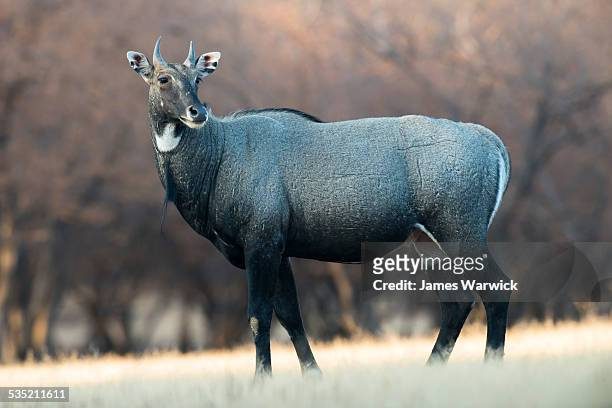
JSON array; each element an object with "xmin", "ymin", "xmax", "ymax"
[{"xmin": 127, "ymin": 38, "xmax": 511, "ymax": 377}]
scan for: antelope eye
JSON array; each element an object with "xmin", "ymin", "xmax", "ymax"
[
  {"xmin": 158, "ymin": 76, "xmax": 170, "ymax": 84},
  {"xmin": 195, "ymin": 77, "xmax": 201, "ymax": 85}
]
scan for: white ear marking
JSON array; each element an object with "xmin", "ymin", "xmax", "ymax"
[
  {"xmin": 196, "ymin": 51, "xmax": 221, "ymax": 79},
  {"xmin": 127, "ymin": 51, "xmax": 152, "ymax": 82}
]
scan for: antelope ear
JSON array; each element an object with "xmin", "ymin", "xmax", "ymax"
[
  {"xmin": 195, "ymin": 52, "xmax": 221, "ymax": 79},
  {"xmin": 126, "ymin": 51, "xmax": 153, "ymax": 82}
]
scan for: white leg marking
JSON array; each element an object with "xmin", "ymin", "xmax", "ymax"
[{"xmin": 250, "ymin": 317, "xmax": 259, "ymax": 336}]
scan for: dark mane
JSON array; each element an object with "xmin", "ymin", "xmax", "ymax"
[{"xmin": 228, "ymin": 108, "xmax": 324, "ymax": 123}]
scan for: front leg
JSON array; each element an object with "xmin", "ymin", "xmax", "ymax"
[
  {"xmin": 274, "ymin": 257, "xmax": 321, "ymax": 374},
  {"xmin": 245, "ymin": 238, "xmax": 283, "ymax": 377}
]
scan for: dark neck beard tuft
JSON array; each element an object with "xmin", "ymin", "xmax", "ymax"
[{"xmin": 159, "ymin": 158, "xmax": 176, "ymax": 234}]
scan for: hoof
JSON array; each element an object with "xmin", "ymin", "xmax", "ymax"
[
  {"xmin": 484, "ymin": 346, "xmax": 504, "ymax": 362},
  {"xmin": 252, "ymin": 366, "xmax": 272, "ymax": 384},
  {"xmin": 302, "ymin": 363, "xmax": 323, "ymax": 379},
  {"xmin": 426, "ymin": 353, "xmax": 449, "ymax": 366}
]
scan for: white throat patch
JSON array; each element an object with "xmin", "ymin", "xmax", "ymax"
[{"xmin": 154, "ymin": 123, "xmax": 182, "ymax": 152}]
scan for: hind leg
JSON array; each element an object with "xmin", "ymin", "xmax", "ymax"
[
  {"xmin": 426, "ymin": 232, "xmax": 510, "ymax": 362},
  {"xmin": 425, "ymin": 243, "xmax": 476, "ymax": 364},
  {"xmin": 414, "ymin": 223, "xmax": 483, "ymax": 364},
  {"xmin": 478, "ymin": 254, "xmax": 510, "ymax": 360},
  {"xmin": 427, "ymin": 300, "xmax": 475, "ymax": 364},
  {"xmin": 273, "ymin": 257, "xmax": 321, "ymax": 374}
]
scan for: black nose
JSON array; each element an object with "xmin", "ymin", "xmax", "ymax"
[{"xmin": 186, "ymin": 104, "xmax": 207, "ymax": 122}]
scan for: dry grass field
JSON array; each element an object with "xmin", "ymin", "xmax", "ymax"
[{"xmin": 1, "ymin": 318, "xmax": 611, "ymax": 407}]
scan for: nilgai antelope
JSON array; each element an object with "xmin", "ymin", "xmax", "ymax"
[{"xmin": 127, "ymin": 38, "xmax": 511, "ymax": 377}]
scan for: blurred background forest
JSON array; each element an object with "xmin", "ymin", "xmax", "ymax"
[{"xmin": 0, "ymin": 0, "xmax": 611, "ymax": 362}]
